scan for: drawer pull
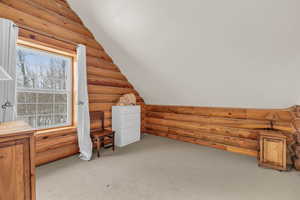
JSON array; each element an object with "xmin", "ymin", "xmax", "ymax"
[{"xmin": 0, "ymin": 155, "xmax": 5, "ymax": 159}]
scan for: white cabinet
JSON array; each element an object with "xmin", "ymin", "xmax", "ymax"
[{"xmin": 112, "ymin": 106, "xmax": 141, "ymax": 147}]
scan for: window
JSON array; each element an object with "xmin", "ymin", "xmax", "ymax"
[{"xmin": 16, "ymin": 45, "xmax": 73, "ymax": 130}]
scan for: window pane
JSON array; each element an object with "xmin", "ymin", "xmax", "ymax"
[
  {"xmin": 38, "ymin": 104, "xmax": 53, "ymax": 114},
  {"xmin": 17, "ymin": 116, "xmax": 36, "ymax": 128},
  {"xmin": 25, "ymin": 93, "xmax": 37, "ymax": 103},
  {"xmin": 17, "ymin": 104, "xmax": 36, "ymax": 115},
  {"xmin": 55, "ymin": 94, "xmax": 67, "ymax": 103},
  {"xmin": 38, "ymin": 78, "xmax": 53, "ymax": 90},
  {"xmin": 26, "ymin": 104, "xmax": 36, "ymax": 115},
  {"xmin": 54, "ymin": 115, "xmax": 67, "ymax": 124},
  {"xmin": 17, "ymin": 92, "xmax": 26, "ymax": 103},
  {"xmin": 16, "ymin": 45, "xmax": 72, "ymax": 130},
  {"xmin": 38, "ymin": 93, "xmax": 54, "ymax": 103},
  {"xmin": 53, "ymin": 80, "xmax": 66, "ymax": 90},
  {"xmin": 17, "ymin": 104, "xmax": 26, "ymax": 115},
  {"xmin": 54, "ymin": 104, "xmax": 67, "ymax": 114},
  {"xmin": 17, "ymin": 104, "xmax": 36, "ymax": 116},
  {"xmin": 37, "ymin": 115, "xmax": 52, "ymax": 128}
]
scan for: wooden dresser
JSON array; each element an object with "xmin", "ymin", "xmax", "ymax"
[{"xmin": 0, "ymin": 121, "xmax": 35, "ymax": 200}]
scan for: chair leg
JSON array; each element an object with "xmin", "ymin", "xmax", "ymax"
[
  {"xmin": 112, "ymin": 132, "xmax": 115, "ymax": 152},
  {"xmin": 100, "ymin": 136, "xmax": 105, "ymax": 157},
  {"xmin": 96, "ymin": 138, "xmax": 101, "ymax": 158}
]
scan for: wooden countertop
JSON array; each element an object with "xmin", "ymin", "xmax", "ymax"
[{"xmin": 0, "ymin": 121, "xmax": 34, "ymax": 137}]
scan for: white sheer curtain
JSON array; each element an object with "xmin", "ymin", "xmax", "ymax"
[
  {"xmin": 0, "ymin": 18, "xmax": 18, "ymax": 122},
  {"xmin": 76, "ymin": 44, "xmax": 93, "ymax": 160}
]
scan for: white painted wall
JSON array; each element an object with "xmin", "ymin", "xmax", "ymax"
[{"xmin": 68, "ymin": 0, "xmax": 300, "ymax": 108}]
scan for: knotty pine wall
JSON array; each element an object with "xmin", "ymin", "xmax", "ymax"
[
  {"xmin": 145, "ymin": 105, "xmax": 299, "ymax": 165},
  {"xmin": 0, "ymin": 0, "xmax": 145, "ymax": 165}
]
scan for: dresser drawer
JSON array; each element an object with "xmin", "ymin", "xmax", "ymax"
[
  {"xmin": 113, "ymin": 106, "xmax": 140, "ymax": 114},
  {"xmin": 115, "ymin": 127, "xmax": 140, "ymax": 147},
  {"xmin": 118, "ymin": 114, "xmax": 140, "ymax": 129}
]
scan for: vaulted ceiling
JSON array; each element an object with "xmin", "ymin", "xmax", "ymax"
[{"xmin": 68, "ymin": 0, "xmax": 300, "ymax": 108}]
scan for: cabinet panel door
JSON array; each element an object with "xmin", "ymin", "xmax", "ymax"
[
  {"xmin": 263, "ymin": 138, "xmax": 284, "ymax": 167},
  {"xmin": 0, "ymin": 139, "xmax": 31, "ymax": 200}
]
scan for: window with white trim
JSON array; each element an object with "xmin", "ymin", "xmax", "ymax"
[{"xmin": 16, "ymin": 45, "xmax": 73, "ymax": 130}]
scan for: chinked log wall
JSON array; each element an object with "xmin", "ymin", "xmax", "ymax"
[
  {"xmin": 145, "ymin": 105, "xmax": 299, "ymax": 167},
  {"xmin": 0, "ymin": 0, "xmax": 145, "ymax": 165}
]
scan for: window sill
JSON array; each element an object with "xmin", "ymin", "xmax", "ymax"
[{"xmin": 35, "ymin": 126, "xmax": 77, "ymax": 136}]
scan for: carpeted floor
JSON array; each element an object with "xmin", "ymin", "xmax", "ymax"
[{"xmin": 37, "ymin": 134, "xmax": 300, "ymax": 200}]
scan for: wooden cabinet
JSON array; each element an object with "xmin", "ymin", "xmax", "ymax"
[
  {"xmin": 259, "ymin": 132, "xmax": 287, "ymax": 171},
  {"xmin": 0, "ymin": 121, "xmax": 35, "ymax": 200}
]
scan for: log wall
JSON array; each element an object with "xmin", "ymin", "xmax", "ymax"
[
  {"xmin": 145, "ymin": 105, "xmax": 298, "ymax": 165},
  {"xmin": 1, "ymin": 0, "xmax": 299, "ymax": 169},
  {"xmin": 0, "ymin": 0, "xmax": 144, "ymax": 165}
]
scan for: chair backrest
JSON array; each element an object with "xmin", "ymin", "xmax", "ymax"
[{"xmin": 90, "ymin": 111, "xmax": 105, "ymax": 130}]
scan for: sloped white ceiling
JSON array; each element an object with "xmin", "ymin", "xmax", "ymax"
[{"xmin": 68, "ymin": 0, "xmax": 300, "ymax": 108}]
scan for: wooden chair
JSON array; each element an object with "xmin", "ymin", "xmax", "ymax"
[{"xmin": 90, "ymin": 111, "xmax": 115, "ymax": 158}]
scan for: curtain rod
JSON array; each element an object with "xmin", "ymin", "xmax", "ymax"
[{"xmin": 13, "ymin": 24, "xmax": 79, "ymax": 47}]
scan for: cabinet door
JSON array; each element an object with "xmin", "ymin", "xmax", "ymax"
[
  {"xmin": 262, "ymin": 138, "xmax": 285, "ymax": 168},
  {"xmin": 0, "ymin": 139, "xmax": 31, "ymax": 200}
]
